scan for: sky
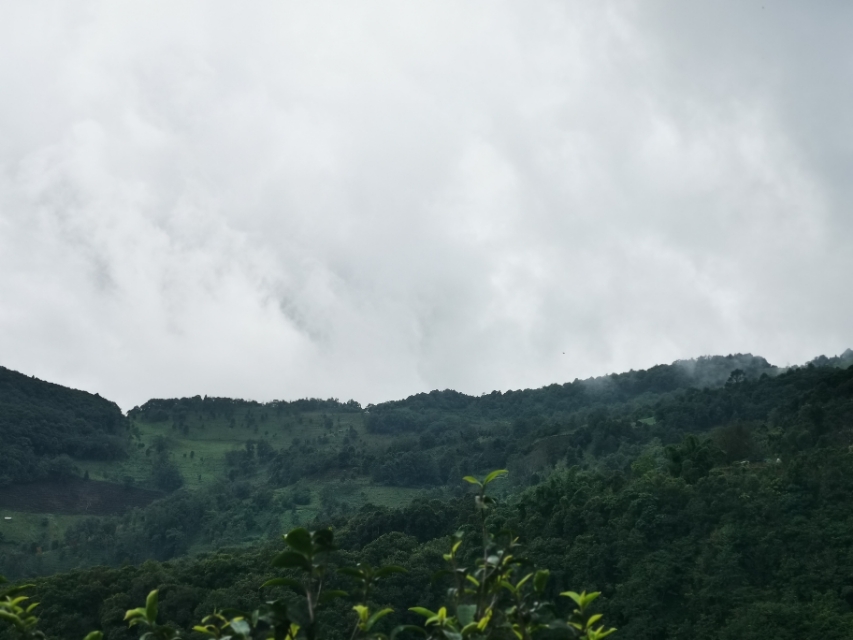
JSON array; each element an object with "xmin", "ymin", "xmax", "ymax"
[{"xmin": 1, "ymin": 1, "xmax": 851, "ymax": 411}]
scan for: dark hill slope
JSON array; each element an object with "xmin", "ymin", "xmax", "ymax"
[
  {"xmin": 17, "ymin": 411, "xmax": 853, "ymax": 640},
  {"xmin": 365, "ymin": 354, "xmax": 776, "ymax": 433},
  {"xmin": 0, "ymin": 366, "xmax": 127, "ymax": 485}
]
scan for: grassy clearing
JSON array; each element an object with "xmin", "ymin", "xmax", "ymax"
[
  {"xmin": 79, "ymin": 408, "xmax": 377, "ymax": 491},
  {"xmin": 0, "ymin": 510, "xmax": 85, "ymax": 549},
  {"xmin": 71, "ymin": 406, "xmax": 425, "ymax": 512}
]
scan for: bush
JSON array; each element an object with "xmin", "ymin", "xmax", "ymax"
[{"xmin": 151, "ymin": 459, "xmax": 184, "ymax": 493}]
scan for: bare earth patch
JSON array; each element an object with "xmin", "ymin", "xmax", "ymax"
[{"xmin": 0, "ymin": 480, "xmax": 163, "ymax": 516}]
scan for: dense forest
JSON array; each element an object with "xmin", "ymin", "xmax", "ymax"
[
  {"xmin": 0, "ymin": 367, "xmax": 127, "ymax": 486},
  {"xmin": 2, "ymin": 351, "xmax": 853, "ymax": 640}
]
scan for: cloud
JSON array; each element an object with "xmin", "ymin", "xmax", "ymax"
[{"xmin": 0, "ymin": 1, "xmax": 850, "ymax": 409}]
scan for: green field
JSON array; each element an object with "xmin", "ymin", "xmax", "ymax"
[
  {"xmin": 0, "ymin": 511, "xmax": 79, "ymax": 549},
  {"xmin": 79, "ymin": 407, "xmax": 401, "ymax": 489},
  {"xmin": 0, "ymin": 406, "xmax": 427, "ymax": 554}
]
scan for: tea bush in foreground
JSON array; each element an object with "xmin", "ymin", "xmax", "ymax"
[{"xmin": 1, "ymin": 471, "xmax": 612, "ymax": 640}]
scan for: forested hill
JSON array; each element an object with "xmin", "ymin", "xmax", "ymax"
[
  {"xmin": 0, "ymin": 366, "xmax": 127, "ymax": 485},
  {"xmin": 7, "ymin": 358, "xmax": 853, "ymax": 640},
  {"xmin": 364, "ymin": 353, "xmax": 776, "ymax": 432}
]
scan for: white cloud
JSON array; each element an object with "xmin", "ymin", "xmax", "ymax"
[{"xmin": 0, "ymin": 1, "xmax": 850, "ymax": 409}]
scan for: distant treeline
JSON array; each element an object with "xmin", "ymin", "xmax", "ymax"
[
  {"xmin": 364, "ymin": 353, "xmax": 776, "ymax": 433},
  {"xmin": 0, "ymin": 366, "xmax": 127, "ymax": 485},
  {"xmin": 218, "ymin": 360, "xmax": 853, "ymax": 494},
  {"xmin": 128, "ymin": 395, "xmax": 362, "ymax": 423}
]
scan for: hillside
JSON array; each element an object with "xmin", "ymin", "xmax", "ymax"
[
  {"xmin": 1, "ymin": 351, "xmax": 849, "ymax": 581},
  {"xmin": 0, "ymin": 366, "xmax": 127, "ymax": 486},
  {"xmin": 2, "ymin": 357, "xmax": 853, "ymax": 640}
]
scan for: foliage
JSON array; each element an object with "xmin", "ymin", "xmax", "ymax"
[
  {"xmin": 129, "ymin": 398, "xmax": 362, "ymax": 425},
  {"xmin": 149, "ymin": 459, "xmax": 184, "ymax": 494},
  {"xmin": 3, "ymin": 354, "xmax": 853, "ymax": 639},
  {"xmin": 364, "ymin": 354, "xmax": 777, "ymax": 432},
  {"xmin": 0, "ymin": 367, "xmax": 127, "ymax": 485},
  {"xmin": 0, "ymin": 474, "xmax": 612, "ymax": 640},
  {"xmin": 6, "ymin": 358, "xmax": 853, "ymax": 578},
  {"xmin": 0, "ymin": 575, "xmax": 43, "ymax": 640}
]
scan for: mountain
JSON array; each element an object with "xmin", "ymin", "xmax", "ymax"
[{"xmin": 4, "ymin": 351, "xmax": 853, "ymax": 640}]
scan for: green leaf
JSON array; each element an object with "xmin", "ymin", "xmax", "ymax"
[
  {"xmin": 219, "ymin": 608, "xmax": 248, "ymax": 619},
  {"xmin": 499, "ymin": 580, "xmax": 516, "ymax": 593},
  {"xmin": 123, "ymin": 607, "xmax": 146, "ymax": 622},
  {"xmin": 0, "ymin": 611, "xmax": 22, "ymax": 628},
  {"xmin": 462, "ymin": 476, "xmax": 481, "ymax": 486},
  {"xmin": 260, "ymin": 577, "xmax": 303, "ymax": 592},
  {"xmin": 366, "ymin": 608, "xmax": 394, "ymax": 631},
  {"xmin": 515, "ymin": 573, "xmax": 533, "ymax": 589},
  {"xmin": 409, "ymin": 607, "xmax": 437, "ymax": 618},
  {"xmin": 582, "ymin": 591, "xmax": 601, "ymax": 607},
  {"xmin": 586, "ymin": 613, "xmax": 603, "ymax": 627},
  {"xmin": 456, "ymin": 605, "xmax": 476, "ymax": 627},
  {"xmin": 284, "ymin": 528, "xmax": 312, "ymax": 556},
  {"xmin": 83, "ymin": 632, "xmax": 104, "ymax": 640},
  {"xmin": 271, "ymin": 551, "xmax": 311, "ymax": 571},
  {"xmin": 353, "ymin": 605, "xmax": 369, "ymax": 624},
  {"xmin": 229, "ymin": 618, "xmax": 251, "ymax": 636},
  {"xmin": 145, "ymin": 590, "xmax": 158, "ymax": 624},
  {"xmin": 482, "ymin": 469, "xmax": 508, "ymax": 485}
]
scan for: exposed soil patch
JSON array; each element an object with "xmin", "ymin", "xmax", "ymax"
[{"xmin": 0, "ymin": 480, "xmax": 163, "ymax": 515}]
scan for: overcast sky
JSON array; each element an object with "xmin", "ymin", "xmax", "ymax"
[{"xmin": 1, "ymin": 2, "xmax": 851, "ymax": 410}]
